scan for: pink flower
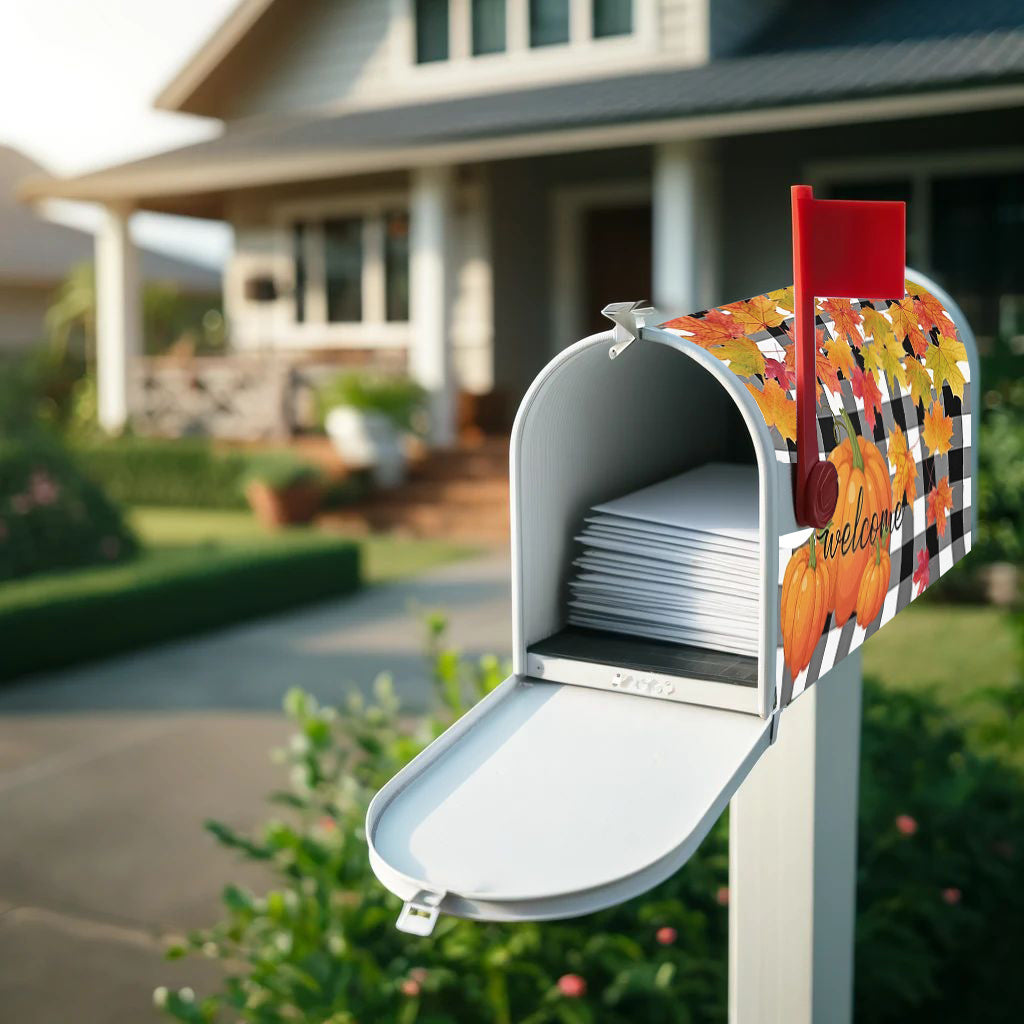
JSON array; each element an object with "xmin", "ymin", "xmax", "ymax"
[
  {"xmin": 408, "ymin": 967, "xmax": 428, "ymax": 984},
  {"xmin": 655, "ymin": 926, "xmax": 677, "ymax": 946},
  {"xmin": 10, "ymin": 493, "xmax": 32, "ymax": 515},
  {"xmin": 895, "ymin": 814, "xmax": 918, "ymax": 837},
  {"xmin": 400, "ymin": 979, "xmax": 421, "ymax": 998},
  {"xmin": 29, "ymin": 471, "xmax": 59, "ymax": 506},
  {"xmin": 317, "ymin": 816, "xmax": 337, "ymax": 832},
  {"xmin": 715, "ymin": 886, "xmax": 730, "ymax": 907},
  {"xmin": 101, "ymin": 536, "xmax": 121, "ymax": 560},
  {"xmin": 942, "ymin": 887, "xmax": 962, "ymax": 905},
  {"xmin": 557, "ymin": 974, "xmax": 587, "ymax": 998}
]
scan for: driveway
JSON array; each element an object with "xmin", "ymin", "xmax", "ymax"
[{"xmin": 0, "ymin": 551, "xmax": 512, "ymax": 1023}]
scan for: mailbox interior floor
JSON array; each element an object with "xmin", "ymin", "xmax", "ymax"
[{"xmin": 529, "ymin": 627, "xmax": 758, "ymax": 688}]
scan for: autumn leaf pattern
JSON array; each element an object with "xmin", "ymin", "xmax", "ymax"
[
  {"xmin": 922, "ymin": 399, "xmax": 954, "ymax": 456},
  {"xmin": 927, "ymin": 476, "xmax": 954, "ymax": 537},
  {"xmin": 746, "ymin": 380, "xmax": 796, "ymax": 443},
  {"xmin": 887, "ymin": 424, "xmax": 917, "ymax": 506},
  {"xmin": 658, "ymin": 277, "xmax": 969, "ymax": 694}
]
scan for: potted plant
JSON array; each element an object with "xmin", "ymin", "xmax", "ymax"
[
  {"xmin": 318, "ymin": 372, "xmax": 424, "ymax": 487},
  {"xmin": 242, "ymin": 452, "xmax": 323, "ymax": 528}
]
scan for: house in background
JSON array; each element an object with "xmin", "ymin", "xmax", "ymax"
[
  {"xmin": 1, "ymin": 146, "xmax": 219, "ymax": 351},
  {"xmin": 19, "ymin": 0, "xmax": 1024, "ymax": 440}
]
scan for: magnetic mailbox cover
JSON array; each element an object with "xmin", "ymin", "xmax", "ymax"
[
  {"xmin": 367, "ymin": 273, "xmax": 975, "ymax": 928},
  {"xmin": 658, "ymin": 275, "xmax": 975, "ymax": 706}
]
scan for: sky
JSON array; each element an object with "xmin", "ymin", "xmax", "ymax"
[{"xmin": 0, "ymin": 0, "xmax": 240, "ymax": 269}]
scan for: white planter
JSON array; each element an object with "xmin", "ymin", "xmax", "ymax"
[{"xmin": 325, "ymin": 406, "xmax": 407, "ymax": 487}]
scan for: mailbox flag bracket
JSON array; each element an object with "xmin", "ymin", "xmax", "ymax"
[
  {"xmin": 603, "ymin": 300, "xmax": 657, "ymax": 359},
  {"xmin": 791, "ymin": 185, "xmax": 905, "ymax": 528}
]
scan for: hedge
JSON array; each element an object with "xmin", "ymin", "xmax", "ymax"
[
  {"xmin": 0, "ymin": 536, "xmax": 360, "ymax": 681},
  {"xmin": 73, "ymin": 437, "xmax": 252, "ymax": 509}
]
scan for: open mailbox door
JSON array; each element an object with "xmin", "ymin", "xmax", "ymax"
[{"xmin": 367, "ymin": 192, "xmax": 978, "ymax": 935}]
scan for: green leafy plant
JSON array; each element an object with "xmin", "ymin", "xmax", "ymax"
[
  {"xmin": 316, "ymin": 373, "xmax": 426, "ymax": 433},
  {"xmin": 159, "ymin": 624, "xmax": 1024, "ymax": 1024},
  {"xmin": 0, "ymin": 433, "xmax": 137, "ymax": 581},
  {"xmin": 976, "ymin": 381, "xmax": 1024, "ymax": 565}
]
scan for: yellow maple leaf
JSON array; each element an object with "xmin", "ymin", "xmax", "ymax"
[
  {"xmin": 924, "ymin": 333, "xmax": 968, "ymax": 400},
  {"xmin": 862, "ymin": 334, "xmax": 908, "ymax": 392},
  {"xmin": 922, "ymin": 399, "xmax": 953, "ymax": 455},
  {"xmin": 746, "ymin": 380, "xmax": 796, "ymax": 443},
  {"xmin": 904, "ymin": 356, "xmax": 933, "ymax": 407},
  {"xmin": 712, "ymin": 336, "xmax": 766, "ymax": 378},
  {"xmin": 888, "ymin": 297, "xmax": 929, "ymax": 356},
  {"xmin": 887, "ymin": 424, "xmax": 917, "ymax": 506},
  {"xmin": 767, "ymin": 285, "xmax": 794, "ymax": 313},
  {"xmin": 860, "ymin": 305, "xmax": 894, "ymax": 345}
]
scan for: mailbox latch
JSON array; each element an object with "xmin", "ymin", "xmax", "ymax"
[
  {"xmin": 397, "ymin": 888, "xmax": 447, "ymax": 936},
  {"xmin": 603, "ymin": 300, "xmax": 656, "ymax": 359}
]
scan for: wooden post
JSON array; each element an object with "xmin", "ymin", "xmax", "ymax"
[{"xmin": 729, "ymin": 652, "xmax": 863, "ymax": 1024}]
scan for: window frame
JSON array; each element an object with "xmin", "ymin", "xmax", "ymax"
[{"xmin": 271, "ymin": 192, "xmax": 413, "ymax": 349}]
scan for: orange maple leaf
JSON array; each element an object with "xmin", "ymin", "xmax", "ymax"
[
  {"xmin": 784, "ymin": 341, "xmax": 841, "ymax": 398},
  {"xmin": 852, "ymin": 365, "xmax": 884, "ymax": 428},
  {"xmin": 819, "ymin": 298, "xmax": 863, "ymax": 345},
  {"xmin": 927, "ymin": 476, "xmax": 954, "ymax": 537},
  {"xmin": 913, "ymin": 290, "xmax": 953, "ymax": 336},
  {"xmin": 922, "ymin": 399, "xmax": 953, "ymax": 456},
  {"xmin": 888, "ymin": 298, "xmax": 929, "ymax": 356},
  {"xmin": 746, "ymin": 380, "xmax": 796, "ymax": 442},
  {"xmin": 887, "ymin": 424, "xmax": 917, "ymax": 506},
  {"xmin": 824, "ymin": 337, "xmax": 855, "ymax": 381},
  {"xmin": 663, "ymin": 308, "xmax": 747, "ymax": 348},
  {"xmin": 725, "ymin": 294, "xmax": 788, "ymax": 335}
]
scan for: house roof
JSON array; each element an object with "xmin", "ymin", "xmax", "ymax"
[
  {"xmin": 1, "ymin": 147, "xmax": 220, "ymax": 290},
  {"xmin": 19, "ymin": 23, "xmax": 1024, "ymax": 215}
]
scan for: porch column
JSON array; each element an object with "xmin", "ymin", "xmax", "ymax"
[
  {"xmin": 410, "ymin": 165, "xmax": 456, "ymax": 447},
  {"xmin": 95, "ymin": 203, "xmax": 141, "ymax": 434},
  {"xmin": 652, "ymin": 140, "xmax": 719, "ymax": 315}
]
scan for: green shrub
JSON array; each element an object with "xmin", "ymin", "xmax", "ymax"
[
  {"xmin": 73, "ymin": 437, "xmax": 252, "ymax": 509},
  {"xmin": 316, "ymin": 372, "xmax": 425, "ymax": 432},
  {"xmin": 0, "ymin": 536, "xmax": 360, "ymax": 681},
  {"xmin": 977, "ymin": 383, "xmax": 1024, "ymax": 564},
  {"xmin": 158, "ymin": 628, "xmax": 1024, "ymax": 1024},
  {"xmin": 0, "ymin": 434, "xmax": 137, "ymax": 581}
]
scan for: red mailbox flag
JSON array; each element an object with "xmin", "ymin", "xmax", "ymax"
[{"xmin": 791, "ymin": 185, "xmax": 905, "ymax": 528}]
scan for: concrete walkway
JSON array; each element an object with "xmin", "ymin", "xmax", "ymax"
[{"xmin": 0, "ymin": 552, "xmax": 512, "ymax": 1023}]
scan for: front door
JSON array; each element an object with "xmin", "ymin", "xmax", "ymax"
[{"xmin": 581, "ymin": 204, "xmax": 653, "ymax": 336}]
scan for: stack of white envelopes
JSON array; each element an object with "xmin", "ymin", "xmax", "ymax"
[{"xmin": 568, "ymin": 463, "xmax": 760, "ymax": 657}]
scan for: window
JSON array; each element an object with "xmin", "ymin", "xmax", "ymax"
[
  {"xmin": 323, "ymin": 218, "xmax": 363, "ymax": 322},
  {"xmin": 292, "ymin": 222, "xmax": 306, "ymax": 323},
  {"xmin": 385, "ymin": 211, "xmax": 411, "ymax": 322},
  {"xmin": 416, "ymin": 0, "xmax": 449, "ymax": 63},
  {"xmin": 593, "ymin": 0, "xmax": 632, "ymax": 37},
  {"xmin": 472, "ymin": 0, "xmax": 506, "ymax": 55},
  {"xmin": 530, "ymin": 0, "xmax": 569, "ymax": 47}
]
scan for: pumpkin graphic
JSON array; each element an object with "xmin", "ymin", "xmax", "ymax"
[
  {"xmin": 824, "ymin": 408, "xmax": 893, "ymax": 627},
  {"xmin": 856, "ymin": 535, "xmax": 891, "ymax": 628},
  {"xmin": 781, "ymin": 531, "xmax": 834, "ymax": 678}
]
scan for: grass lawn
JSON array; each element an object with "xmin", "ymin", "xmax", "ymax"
[
  {"xmin": 129, "ymin": 506, "xmax": 479, "ymax": 584},
  {"xmin": 863, "ymin": 601, "xmax": 1017, "ymax": 700}
]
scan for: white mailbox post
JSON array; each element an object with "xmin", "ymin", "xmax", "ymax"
[{"xmin": 367, "ymin": 240, "xmax": 977, "ymax": 1019}]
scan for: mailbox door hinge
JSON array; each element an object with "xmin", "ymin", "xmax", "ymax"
[
  {"xmin": 397, "ymin": 888, "xmax": 447, "ymax": 936},
  {"xmin": 603, "ymin": 300, "xmax": 656, "ymax": 359}
]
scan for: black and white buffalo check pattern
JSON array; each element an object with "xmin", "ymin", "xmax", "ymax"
[{"xmin": 662, "ymin": 287, "xmax": 973, "ymax": 707}]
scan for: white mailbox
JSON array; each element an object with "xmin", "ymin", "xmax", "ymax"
[{"xmin": 367, "ymin": 260, "xmax": 978, "ymax": 937}]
